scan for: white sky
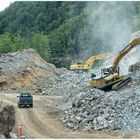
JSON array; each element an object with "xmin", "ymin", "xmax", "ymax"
[
  {"xmin": 0, "ymin": 0, "xmax": 15, "ymax": 12},
  {"xmin": 0, "ymin": 0, "xmax": 138, "ymax": 12}
]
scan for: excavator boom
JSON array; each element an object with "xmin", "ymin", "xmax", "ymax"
[
  {"xmin": 90, "ymin": 37, "xmax": 140, "ymax": 91},
  {"xmin": 112, "ymin": 38, "xmax": 140, "ymax": 71},
  {"xmin": 70, "ymin": 53, "xmax": 110, "ymax": 72},
  {"xmin": 85, "ymin": 53, "xmax": 110, "ymax": 67}
]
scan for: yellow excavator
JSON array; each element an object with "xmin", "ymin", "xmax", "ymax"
[
  {"xmin": 90, "ymin": 37, "xmax": 140, "ymax": 91},
  {"xmin": 70, "ymin": 53, "xmax": 110, "ymax": 72}
]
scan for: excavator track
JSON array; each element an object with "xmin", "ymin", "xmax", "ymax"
[{"xmin": 112, "ymin": 77, "xmax": 131, "ymax": 91}]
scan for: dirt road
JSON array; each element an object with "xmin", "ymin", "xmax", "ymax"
[{"xmin": 0, "ymin": 93, "xmax": 131, "ymax": 138}]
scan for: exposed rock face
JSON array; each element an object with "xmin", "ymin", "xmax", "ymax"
[
  {"xmin": 0, "ymin": 49, "xmax": 90, "ymax": 97},
  {"xmin": 0, "ymin": 48, "xmax": 92, "ymax": 110},
  {"xmin": 0, "ymin": 105, "xmax": 15, "ymax": 138},
  {"xmin": 0, "ymin": 49, "xmax": 63, "ymax": 93}
]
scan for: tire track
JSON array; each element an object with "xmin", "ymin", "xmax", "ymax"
[
  {"xmin": 1, "ymin": 95, "xmax": 48, "ymax": 138},
  {"xmin": 0, "ymin": 93, "xmax": 118, "ymax": 138}
]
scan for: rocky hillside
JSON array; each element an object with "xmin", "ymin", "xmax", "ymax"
[
  {"xmin": 0, "ymin": 48, "xmax": 62, "ymax": 93},
  {"xmin": 0, "ymin": 49, "xmax": 91, "ymax": 103}
]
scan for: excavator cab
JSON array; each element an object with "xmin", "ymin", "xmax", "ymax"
[
  {"xmin": 101, "ymin": 67, "xmax": 111, "ymax": 76},
  {"xmin": 101, "ymin": 66, "xmax": 120, "ymax": 77}
]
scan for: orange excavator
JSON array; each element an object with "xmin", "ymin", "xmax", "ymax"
[
  {"xmin": 90, "ymin": 37, "xmax": 140, "ymax": 91},
  {"xmin": 70, "ymin": 53, "xmax": 110, "ymax": 72}
]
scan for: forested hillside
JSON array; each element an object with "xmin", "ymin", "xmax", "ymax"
[{"xmin": 0, "ymin": 1, "xmax": 140, "ymax": 68}]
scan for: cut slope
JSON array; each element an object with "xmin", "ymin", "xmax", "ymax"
[{"xmin": 0, "ymin": 49, "xmax": 62, "ymax": 93}]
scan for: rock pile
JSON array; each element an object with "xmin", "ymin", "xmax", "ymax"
[
  {"xmin": 129, "ymin": 62, "xmax": 140, "ymax": 73},
  {"xmin": 0, "ymin": 105, "xmax": 15, "ymax": 138},
  {"xmin": 61, "ymin": 87, "xmax": 140, "ymax": 131},
  {"xmin": 0, "ymin": 49, "xmax": 91, "ymax": 98},
  {"xmin": 0, "ymin": 49, "xmax": 64, "ymax": 93},
  {"xmin": 40, "ymin": 70, "xmax": 90, "ymax": 96},
  {"xmin": 41, "ymin": 70, "xmax": 91, "ymax": 110}
]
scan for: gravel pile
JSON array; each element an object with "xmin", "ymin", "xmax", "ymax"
[
  {"xmin": 0, "ymin": 49, "xmax": 91, "ymax": 98},
  {"xmin": 0, "ymin": 49, "xmax": 93, "ymax": 110},
  {"xmin": 40, "ymin": 71, "xmax": 91, "ymax": 110},
  {"xmin": 0, "ymin": 49, "xmax": 64, "ymax": 93},
  {"xmin": 61, "ymin": 87, "xmax": 140, "ymax": 131},
  {"xmin": 41, "ymin": 71, "xmax": 90, "ymax": 95}
]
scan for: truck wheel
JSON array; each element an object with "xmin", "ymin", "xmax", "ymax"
[
  {"xmin": 18, "ymin": 104, "xmax": 21, "ymax": 108},
  {"xmin": 30, "ymin": 104, "xmax": 33, "ymax": 108}
]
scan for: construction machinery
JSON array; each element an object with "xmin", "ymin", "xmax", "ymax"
[
  {"xmin": 90, "ymin": 37, "xmax": 140, "ymax": 91},
  {"xmin": 70, "ymin": 53, "xmax": 110, "ymax": 72}
]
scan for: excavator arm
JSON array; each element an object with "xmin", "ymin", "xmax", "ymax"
[
  {"xmin": 90, "ymin": 37, "xmax": 140, "ymax": 91},
  {"xmin": 112, "ymin": 38, "xmax": 140, "ymax": 72},
  {"xmin": 85, "ymin": 53, "xmax": 110, "ymax": 68},
  {"xmin": 70, "ymin": 53, "xmax": 110, "ymax": 72}
]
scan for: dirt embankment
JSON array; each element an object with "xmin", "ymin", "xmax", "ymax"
[
  {"xmin": 0, "ymin": 49, "xmax": 65, "ymax": 93},
  {"xmin": 0, "ymin": 49, "xmax": 90, "ymax": 97}
]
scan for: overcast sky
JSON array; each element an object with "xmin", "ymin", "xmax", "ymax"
[
  {"xmin": 0, "ymin": 0, "xmax": 135, "ymax": 12},
  {"xmin": 0, "ymin": 0, "xmax": 15, "ymax": 12},
  {"xmin": 0, "ymin": 0, "xmax": 57, "ymax": 12}
]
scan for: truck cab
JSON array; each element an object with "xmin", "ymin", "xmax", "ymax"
[{"xmin": 18, "ymin": 92, "xmax": 33, "ymax": 108}]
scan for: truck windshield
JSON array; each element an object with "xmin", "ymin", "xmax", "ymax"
[{"xmin": 20, "ymin": 93, "xmax": 31, "ymax": 97}]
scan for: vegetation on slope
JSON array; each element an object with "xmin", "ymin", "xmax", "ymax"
[{"xmin": 0, "ymin": 1, "xmax": 140, "ymax": 68}]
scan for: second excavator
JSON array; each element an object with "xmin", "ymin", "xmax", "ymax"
[
  {"xmin": 70, "ymin": 53, "xmax": 110, "ymax": 72},
  {"xmin": 90, "ymin": 37, "xmax": 140, "ymax": 91}
]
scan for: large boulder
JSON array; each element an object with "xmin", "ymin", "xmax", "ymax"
[{"xmin": 0, "ymin": 105, "xmax": 15, "ymax": 138}]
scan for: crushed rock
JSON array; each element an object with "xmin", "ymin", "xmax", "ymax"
[
  {"xmin": 0, "ymin": 49, "xmax": 63, "ymax": 93},
  {"xmin": 61, "ymin": 87, "xmax": 140, "ymax": 131}
]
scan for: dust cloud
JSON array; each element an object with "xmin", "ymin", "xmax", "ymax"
[{"xmin": 82, "ymin": 2, "xmax": 140, "ymax": 74}]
